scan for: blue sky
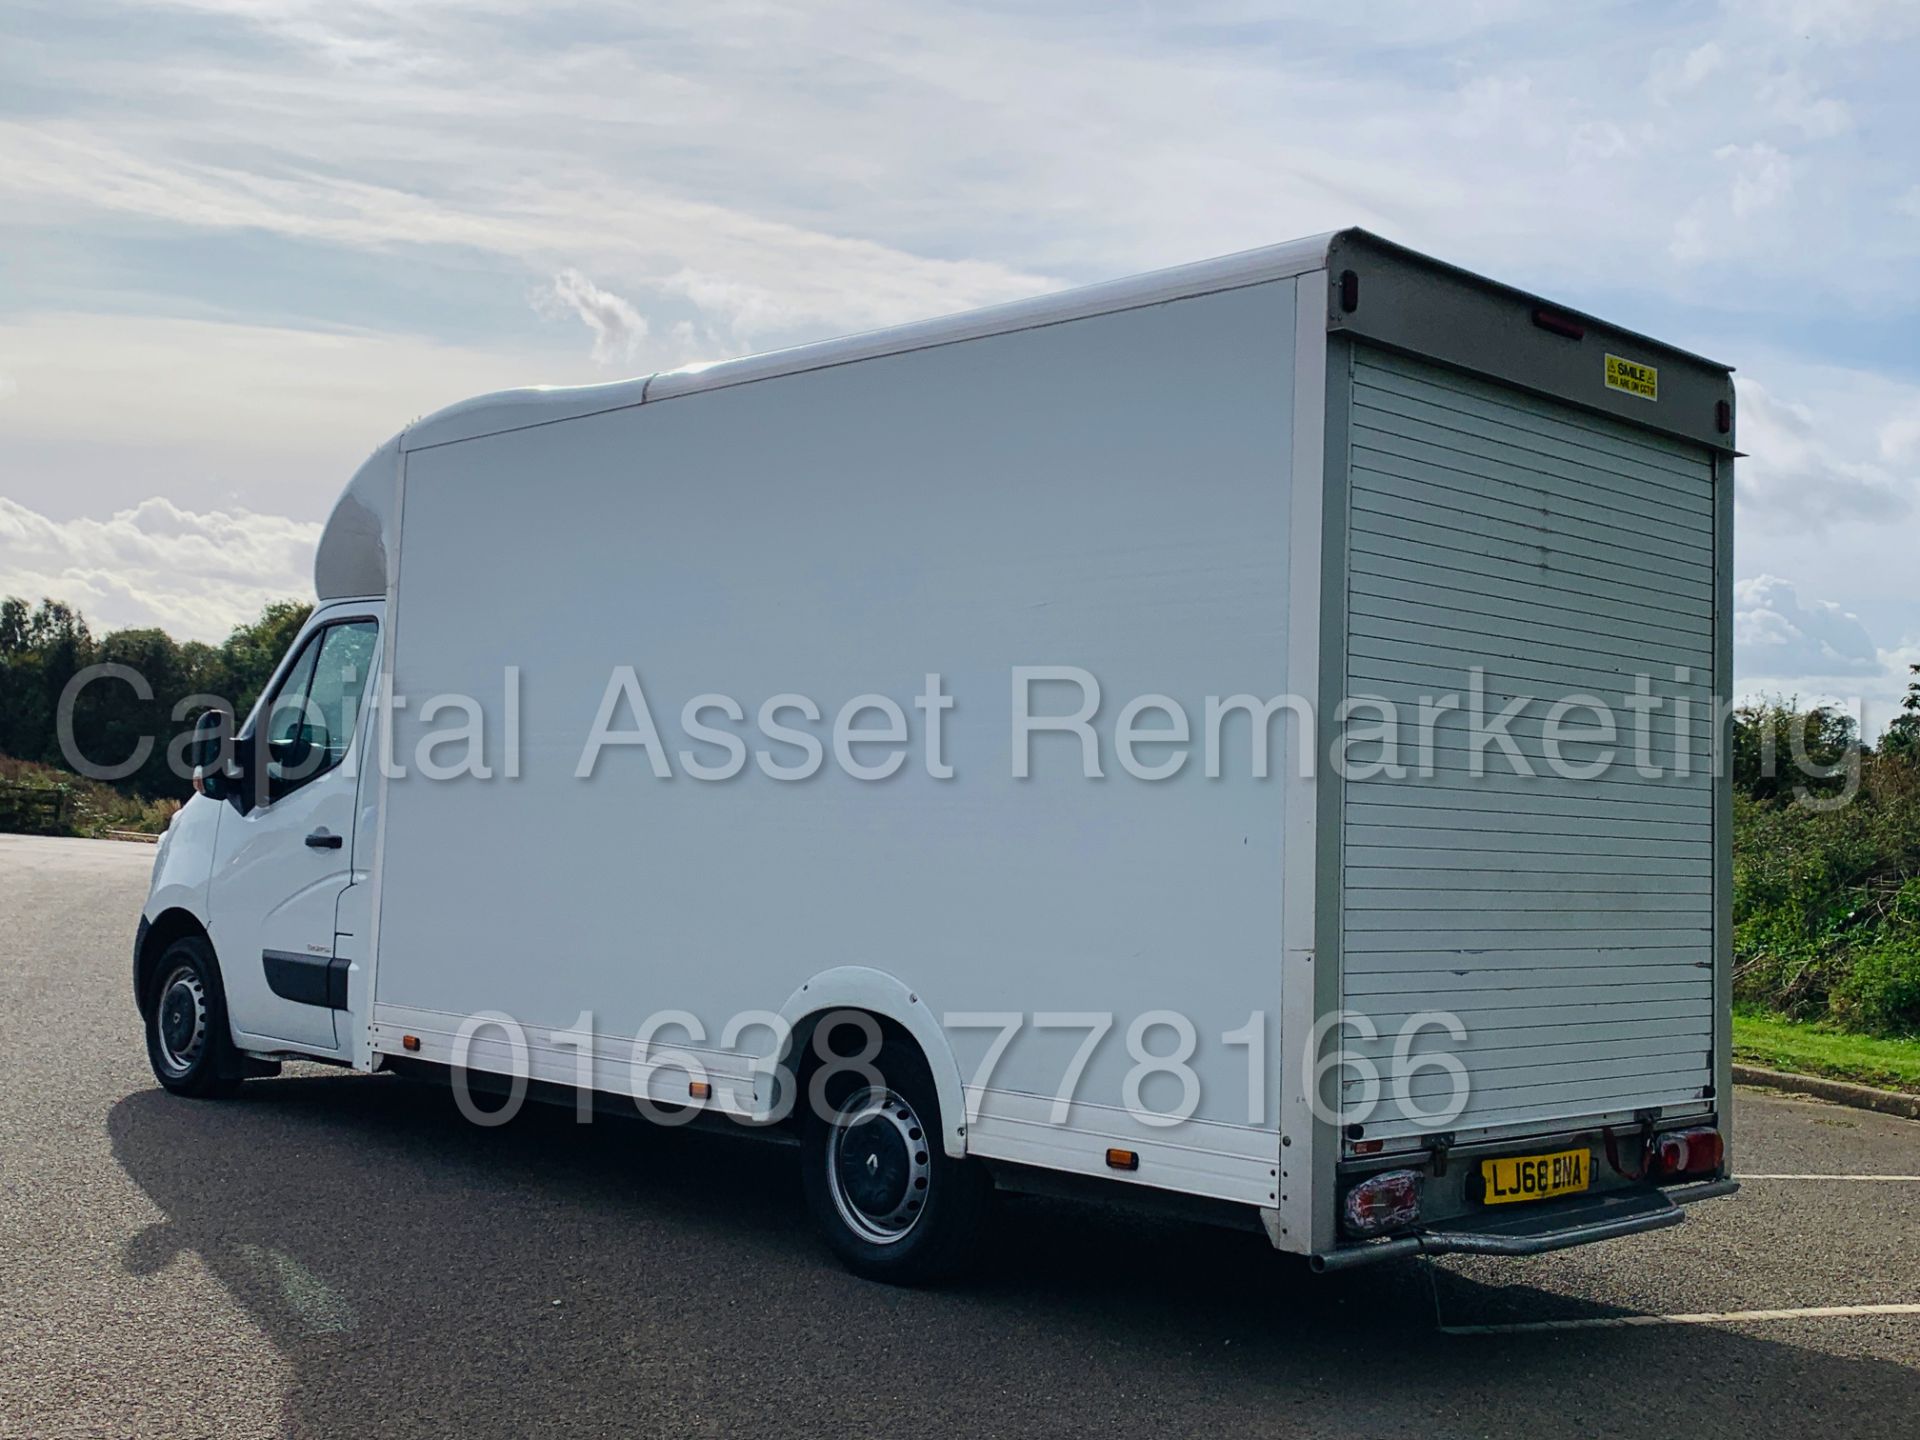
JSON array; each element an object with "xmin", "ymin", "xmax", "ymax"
[{"xmin": 1, "ymin": 0, "xmax": 1916, "ymax": 722}]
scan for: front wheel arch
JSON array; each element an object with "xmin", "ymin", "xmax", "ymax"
[
  {"xmin": 136, "ymin": 908, "xmax": 214, "ymax": 1020},
  {"xmin": 143, "ymin": 931, "xmax": 245, "ymax": 1097}
]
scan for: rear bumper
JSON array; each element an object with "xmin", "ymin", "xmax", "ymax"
[{"xmin": 1311, "ymin": 1177, "xmax": 1739, "ymax": 1273}]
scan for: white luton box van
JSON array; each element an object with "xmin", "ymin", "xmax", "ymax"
[{"xmin": 136, "ymin": 229, "xmax": 1738, "ymax": 1280}]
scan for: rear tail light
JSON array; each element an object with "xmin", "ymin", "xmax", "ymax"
[
  {"xmin": 1342, "ymin": 1169, "xmax": 1422, "ymax": 1237},
  {"xmin": 1650, "ymin": 1126, "xmax": 1723, "ymax": 1179}
]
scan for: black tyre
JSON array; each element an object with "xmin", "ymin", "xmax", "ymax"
[
  {"xmin": 800, "ymin": 1026, "xmax": 991, "ymax": 1284},
  {"xmin": 144, "ymin": 935, "xmax": 244, "ymax": 1098}
]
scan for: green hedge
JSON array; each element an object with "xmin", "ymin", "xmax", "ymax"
[
  {"xmin": 1733, "ymin": 751, "xmax": 1920, "ymax": 1038},
  {"xmin": 0, "ymin": 756, "xmax": 179, "ymax": 837}
]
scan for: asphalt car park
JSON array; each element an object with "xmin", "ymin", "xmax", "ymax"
[{"xmin": 3, "ymin": 833, "xmax": 1917, "ymax": 1439}]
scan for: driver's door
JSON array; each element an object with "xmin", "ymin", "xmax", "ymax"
[{"xmin": 210, "ymin": 608, "xmax": 382, "ymax": 1051}]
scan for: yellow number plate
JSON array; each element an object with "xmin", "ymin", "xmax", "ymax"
[{"xmin": 1481, "ymin": 1148, "xmax": 1590, "ymax": 1205}]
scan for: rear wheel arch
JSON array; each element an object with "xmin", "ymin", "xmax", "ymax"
[{"xmin": 776, "ymin": 967, "xmax": 969, "ymax": 1158}]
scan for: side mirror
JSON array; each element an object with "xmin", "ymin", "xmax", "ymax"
[
  {"xmin": 187, "ymin": 709, "xmax": 233, "ymax": 799},
  {"xmin": 187, "ymin": 710, "xmax": 226, "ymax": 770}
]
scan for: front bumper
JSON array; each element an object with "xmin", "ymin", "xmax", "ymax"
[
  {"xmin": 1311, "ymin": 1177, "xmax": 1739, "ymax": 1273},
  {"xmin": 133, "ymin": 915, "xmax": 151, "ymax": 1017}
]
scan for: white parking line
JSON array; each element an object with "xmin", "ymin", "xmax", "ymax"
[
  {"xmin": 1442, "ymin": 1304, "xmax": 1920, "ymax": 1336},
  {"xmin": 1736, "ymin": 1174, "xmax": 1920, "ymax": 1181}
]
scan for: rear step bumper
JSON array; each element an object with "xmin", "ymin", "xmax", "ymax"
[{"xmin": 1311, "ymin": 1178, "xmax": 1739, "ymax": 1273}]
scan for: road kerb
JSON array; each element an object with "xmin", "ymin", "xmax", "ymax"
[{"xmin": 1733, "ymin": 1065, "xmax": 1920, "ymax": 1122}]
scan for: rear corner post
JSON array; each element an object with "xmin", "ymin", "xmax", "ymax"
[
  {"xmin": 1711, "ymin": 441, "xmax": 1736, "ymax": 1168},
  {"xmin": 1275, "ymin": 273, "xmax": 1347, "ymax": 1256}
]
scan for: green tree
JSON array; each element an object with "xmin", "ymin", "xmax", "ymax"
[
  {"xmin": 0, "ymin": 598, "xmax": 95, "ymax": 769},
  {"xmin": 1883, "ymin": 665, "xmax": 1920, "ymax": 762},
  {"xmin": 0, "ymin": 594, "xmax": 312, "ymax": 803},
  {"xmin": 219, "ymin": 600, "xmax": 313, "ymax": 720},
  {"xmin": 1730, "ymin": 698, "xmax": 1859, "ymax": 803}
]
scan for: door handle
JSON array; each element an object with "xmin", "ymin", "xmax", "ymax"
[{"xmin": 305, "ymin": 829, "xmax": 344, "ymax": 850}]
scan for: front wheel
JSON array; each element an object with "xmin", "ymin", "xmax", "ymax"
[
  {"xmin": 800, "ymin": 1031, "xmax": 991, "ymax": 1284},
  {"xmin": 144, "ymin": 936, "xmax": 243, "ymax": 1098}
]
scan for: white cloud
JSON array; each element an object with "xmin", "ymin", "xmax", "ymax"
[
  {"xmin": 1567, "ymin": 121, "xmax": 1633, "ymax": 163},
  {"xmin": 4, "ymin": 0, "xmax": 1904, "ymax": 322},
  {"xmin": 1733, "ymin": 575, "xmax": 1917, "ymax": 736},
  {"xmin": 1728, "ymin": 351, "xmax": 1920, "ymax": 726},
  {"xmin": 1732, "ymin": 374, "xmax": 1914, "ymax": 532},
  {"xmin": 1720, "ymin": 142, "xmax": 1794, "ymax": 218},
  {"xmin": 0, "ymin": 496, "xmax": 319, "ymax": 643},
  {"xmin": 1735, "ymin": 575, "xmax": 1881, "ymax": 678},
  {"xmin": 0, "ymin": 121, "xmax": 1058, "ymax": 342},
  {"xmin": 1672, "ymin": 143, "xmax": 1794, "ymax": 261},
  {"xmin": 1879, "ymin": 413, "xmax": 1920, "ymax": 465},
  {"xmin": 1758, "ymin": 72, "xmax": 1853, "ymax": 139},
  {"xmin": 1648, "ymin": 41, "xmax": 1725, "ymax": 100},
  {"xmin": 0, "ymin": 309, "xmax": 578, "ymax": 453},
  {"xmin": 0, "ymin": 310, "xmax": 622, "ymax": 524},
  {"xmin": 539, "ymin": 268, "xmax": 648, "ymax": 364},
  {"xmin": 1452, "ymin": 74, "xmax": 1539, "ymax": 140},
  {"xmin": 1743, "ymin": 0, "xmax": 1920, "ymax": 47},
  {"xmin": 0, "ymin": 0, "xmax": 1915, "ymax": 669}
]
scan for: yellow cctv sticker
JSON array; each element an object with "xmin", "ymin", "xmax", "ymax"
[{"xmin": 1605, "ymin": 353, "xmax": 1658, "ymax": 401}]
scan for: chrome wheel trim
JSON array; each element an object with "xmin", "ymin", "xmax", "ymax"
[
  {"xmin": 824, "ymin": 1086, "xmax": 932, "ymax": 1246},
  {"xmin": 154, "ymin": 964, "xmax": 209, "ymax": 1076}
]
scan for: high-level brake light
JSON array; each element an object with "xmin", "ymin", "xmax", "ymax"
[{"xmin": 1531, "ymin": 307, "xmax": 1586, "ymax": 340}]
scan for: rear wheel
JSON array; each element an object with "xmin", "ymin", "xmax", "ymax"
[
  {"xmin": 144, "ymin": 936, "xmax": 243, "ymax": 1098},
  {"xmin": 800, "ymin": 1028, "xmax": 990, "ymax": 1284}
]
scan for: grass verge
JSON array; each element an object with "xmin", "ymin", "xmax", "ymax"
[{"xmin": 1733, "ymin": 1008, "xmax": 1920, "ymax": 1094}]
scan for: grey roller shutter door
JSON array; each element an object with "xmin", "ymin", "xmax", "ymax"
[{"xmin": 1340, "ymin": 346, "xmax": 1717, "ymax": 1142}]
